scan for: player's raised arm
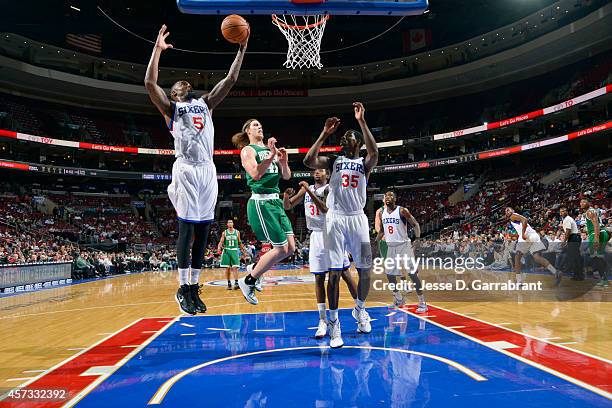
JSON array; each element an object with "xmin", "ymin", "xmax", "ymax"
[
  {"xmin": 144, "ymin": 25, "xmax": 174, "ymax": 119},
  {"xmin": 277, "ymin": 147, "xmax": 291, "ymax": 180},
  {"xmin": 303, "ymin": 117, "xmax": 341, "ymax": 169},
  {"xmin": 509, "ymin": 213, "xmax": 528, "ymax": 240},
  {"xmin": 401, "ymin": 207, "xmax": 421, "ymax": 239},
  {"xmin": 353, "ymin": 102, "xmax": 378, "ymax": 175},
  {"xmin": 240, "ymin": 140, "xmax": 276, "ymax": 181},
  {"xmin": 204, "ymin": 37, "xmax": 249, "ymax": 111},
  {"xmin": 284, "ymin": 187, "xmax": 306, "ymax": 210},
  {"xmin": 299, "ymin": 181, "xmax": 328, "ymax": 213}
]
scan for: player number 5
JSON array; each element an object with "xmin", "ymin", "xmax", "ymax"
[{"xmin": 193, "ymin": 116, "xmax": 204, "ymax": 130}]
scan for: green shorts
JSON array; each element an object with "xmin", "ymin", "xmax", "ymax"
[
  {"xmin": 247, "ymin": 198, "xmax": 293, "ymax": 246},
  {"xmin": 220, "ymin": 249, "xmax": 240, "ymax": 267},
  {"xmin": 378, "ymin": 240, "xmax": 388, "ymax": 258},
  {"xmin": 589, "ymin": 230, "xmax": 610, "ymax": 257}
]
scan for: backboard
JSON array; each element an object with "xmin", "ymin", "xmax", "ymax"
[{"xmin": 177, "ymin": 0, "xmax": 429, "ymax": 16}]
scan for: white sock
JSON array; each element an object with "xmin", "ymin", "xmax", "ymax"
[
  {"xmin": 546, "ymin": 264, "xmax": 557, "ymax": 274},
  {"xmin": 329, "ymin": 309, "xmax": 339, "ymax": 322},
  {"xmin": 178, "ymin": 268, "xmax": 189, "ymax": 285},
  {"xmin": 317, "ymin": 303, "xmax": 327, "ymax": 321},
  {"xmin": 417, "ymin": 294, "xmax": 426, "ymax": 304},
  {"xmin": 355, "ymin": 299, "xmax": 365, "ymax": 310},
  {"xmin": 190, "ymin": 268, "xmax": 201, "ymax": 285}
]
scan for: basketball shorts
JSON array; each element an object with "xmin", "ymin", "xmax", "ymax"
[
  {"xmin": 247, "ymin": 197, "xmax": 294, "ymax": 247},
  {"xmin": 168, "ymin": 159, "xmax": 218, "ymax": 223},
  {"xmin": 515, "ymin": 232, "xmax": 546, "ymax": 255},
  {"xmin": 308, "ymin": 230, "xmax": 350, "ymax": 274},
  {"xmin": 325, "ymin": 210, "xmax": 372, "ymax": 270},
  {"xmin": 588, "ymin": 230, "xmax": 610, "ymax": 257},
  {"xmin": 220, "ymin": 249, "xmax": 240, "ymax": 268},
  {"xmin": 385, "ymin": 241, "xmax": 417, "ymax": 276}
]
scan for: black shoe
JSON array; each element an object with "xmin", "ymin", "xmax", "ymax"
[
  {"xmin": 175, "ymin": 284, "xmax": 197, "ymax": 315},
  {"xmin": 190, "ymin": 284, "xmax": 207, "ymax": 313},
  {"xmin": 233, "ymin": 282, "xmax": 239, "ymax": 290},
  {"xmin": 554, "ymin": 271, "xmax": 562, "ymax": 287},
  {"xmin": 227, "ymin": 282, "xmax": 232, "ymax": 290}
]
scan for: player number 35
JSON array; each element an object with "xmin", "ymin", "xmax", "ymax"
[{"xmin": 341, "ymin": 174, "xmax": 359, "ymax": 188}]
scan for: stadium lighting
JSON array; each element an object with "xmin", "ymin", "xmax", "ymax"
[{"xmin": 70, "ymin": 5, "xmax": 81, "ymax": 12}]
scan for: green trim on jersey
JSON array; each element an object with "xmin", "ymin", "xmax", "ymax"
[{"xmin": 246, "ymin": 144, "xmax": 280, "ymax": 194}]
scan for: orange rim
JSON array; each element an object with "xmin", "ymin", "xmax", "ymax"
[{"xmin": 271, "ymin": 14, "xmax": 330, "ymax": 30}]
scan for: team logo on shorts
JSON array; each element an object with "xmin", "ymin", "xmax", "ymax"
[{"xmin": 206, "ymin": 275, "xmax": 315, "ymax": 287}]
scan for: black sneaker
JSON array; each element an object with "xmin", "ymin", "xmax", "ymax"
[
  {"xmin": 175, "ymin": 284, "xmax": 197, "ymax": 315},
  {"xmin": 233, "ymin": 281, "xmax": 239, "ymax": 290},
  {"xmin": 227, "ymin": 282, "xmax": 232, "ymax": 290},
  {"xmin": 190, "ymin": 284, "xmax": 207, "ymax": 313}
]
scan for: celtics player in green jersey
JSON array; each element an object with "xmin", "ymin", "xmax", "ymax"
[
  {"xmin": 580, "ymin": 198, "xmax": 610, "ymax": 287},
  {"xmin": 217, "ymin": 220, "xmax": 246, "ymax": 290},
  {"xmin": 232, "ymin": 119, "xmax": 295, "ymax": 305}
]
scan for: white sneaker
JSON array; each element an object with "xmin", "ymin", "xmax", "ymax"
[
  {"xmin": 238, "ymin": 277, "xmax": 258, "ymax": 305},
  {"xmin": 352, "ymin": 307, "xmax": 372, "ymax": 334},
  {"xmin": 254, "ymin": 276, "xmax": 263, "ymax": 292},
  {"xmin": 329, "ymin": 319, "xmax": 344, "ymax": 348},
  {"xmin": 416, "ymin": 303, "xmax": 428, "ymax": 313},
  {"xmin": 246, "ymin": 264, "xmax": 263, "ymax": 292},
  {"xmin": 392, "ymin": 292, "xmax": 405, "ymax": 307},
  {"xmin": 315, "ymin": 319, "xmax": 328, "ymax": 339}
]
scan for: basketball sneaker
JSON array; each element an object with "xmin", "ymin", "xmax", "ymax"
[
  {"xmin": 175, "ymin": 284, "xmax": 197, "ymax": 315},
  {"xmin": 329, "ymin": 319, "xmax": 343, "ymax": 348},
  {"xmin": 314, "ymin": 319, "xmax": 328, "ymax": 339},
  {"xmin": 554, "ymin": 270, "xmax": 562, "ymax": 286},
  {"xmin": 516, "ymin": 272, "xmax": 526, "ymax": 284},
  {"xmin": 238, "ymin": 277, "xmax": 259, "ymax": 305},
  {"xmin": 392, "ymin": 291, "xmax": 405, "ymax": 308},
  {"xmin": 233, "ymin": 281, "xmax": 239, "ymax": 290},
  {"xmin": 247, "ymin": 263, "xmax": 263, "ymax": 292},
  {"xmin": 352, "ymin": 307, "xmax": 372, "ymax": 334},
  {"xmin": 416, "ymin": 302, "xmax": 428, "ymax": 313},
  {"xmin": 190, "ymin": 284, "xmax": 207, "ymax": 313},
  {"xmin": 226, "ymin": 282, "xmax": 232, "ymax": 290}
]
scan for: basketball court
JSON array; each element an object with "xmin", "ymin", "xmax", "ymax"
[{"xmin": 0, "ymin": 264, "xmax": 610, "ymax": 407}]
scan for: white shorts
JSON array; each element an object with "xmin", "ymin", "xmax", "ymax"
[
  {"xmin": 516, "ymin": 232, "xmax": 546, "ymax": 254},
  {"xmin": 168, "ymin": 159, "xmax": 218, "ymax": 223},
  {"xmin": 385, "ymin": 241, "xmax": 417, "ymax": 276},
  {"xmin": 309, "ymin": 230, "xmax": 350, "ymax": 274},
  {"xmin": 325, "ymin": 211, "xmax": 372, "ymax": 270}
]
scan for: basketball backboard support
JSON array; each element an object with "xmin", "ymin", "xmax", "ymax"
[{"xmin": 177, "ymin": 0, "xmax": 429, "ymax": 16}]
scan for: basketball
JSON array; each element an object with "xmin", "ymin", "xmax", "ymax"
[{"xmin": 221, "ymin": 14, "xmax": 249, "ymax": 44}]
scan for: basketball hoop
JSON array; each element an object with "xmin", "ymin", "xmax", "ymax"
[{"xmin": 272, "ymin": 14, "xmax": 329, "ymax": 69}]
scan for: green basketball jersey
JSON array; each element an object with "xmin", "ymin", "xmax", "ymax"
[
  {"xmin": 585, "ymin": 207, "xmax": 603, "ymax": 236},
  {"xmin": 224, "ymin": 229, "xmax": 239, "ymax": 250},
  {"xmin": 246, "ymin": 144, "xmax": 280, "ymax": 194}
]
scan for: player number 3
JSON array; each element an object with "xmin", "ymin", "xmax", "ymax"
[{"xmin": 341, "ymin": 174, "xmax": 359, "ymax": 188}]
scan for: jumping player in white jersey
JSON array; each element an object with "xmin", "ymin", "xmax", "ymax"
[
  {"xmin": 375, "ymin": 191, "xmax": 427, "ymax": 312},
  {"xmin": 505, "ymin": 207, "xmax": 560, "ymax": 285},
  {"xmin": 283, "ymin": 169, "xmax": 358, "ymax": 339},
  {"xmin": 304, "ymin": 102, "xmax": 378, "ymax": 348},
  {"xmin": 144, "ymin": 25, "xmax": 247, "ymax": 314}
]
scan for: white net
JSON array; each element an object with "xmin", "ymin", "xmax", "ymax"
[{"xmin": 272, "ymin": 14, "xmax": 329, "ymax": 69}]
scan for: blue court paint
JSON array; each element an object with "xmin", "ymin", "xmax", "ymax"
[{"xmin": 76, "ymin": 307, "xmax": 609, "ymax": 407}]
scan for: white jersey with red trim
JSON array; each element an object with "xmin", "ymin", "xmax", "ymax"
[
  {"xmin": 382, "ymin": 206, "xmax": 410, "ymax": 244},
  {"xmin": 304, "ymin": 184, "xmax": 327, "ymax": 232},
  {"xmin": 327, "ymin": 156, "xmax": 367, "ymax": 215},
  {"xmin": 169, "ymin": 97, "xmax": 214, "ymax": 164}
]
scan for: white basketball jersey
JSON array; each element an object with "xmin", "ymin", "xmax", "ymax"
[
  {"xmin": 304, "ymin": 184, "xmax": 327, "ymax": 231},
  {"xmin": 511, "ymin": 215, "xmax": 537, "ymax": 237},
  {"xmin": 327, "ymin": 156, "xmax": 367, "ymax": 215},
  {"xmin": 382, "ymin": 206, "xmax": 410, "ymax": 243},
  {"xmin": 169, "ymin": 97, "xmax": 214, "ymax": 163}
]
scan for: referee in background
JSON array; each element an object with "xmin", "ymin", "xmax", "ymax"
[{"xmin": 560, "ymin": 206, "xmax": 583, "ymax": 280}]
